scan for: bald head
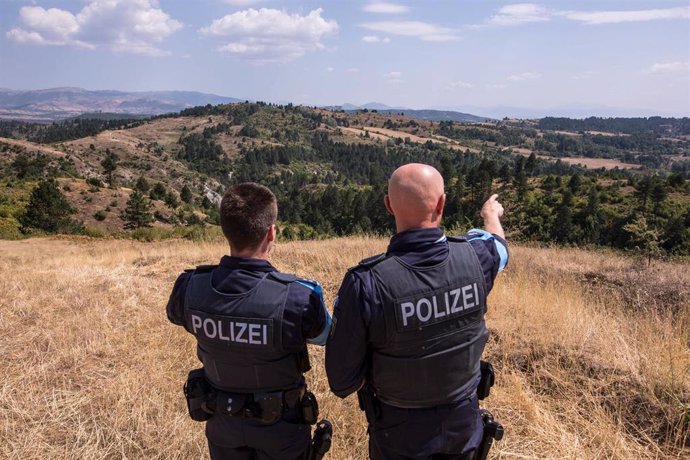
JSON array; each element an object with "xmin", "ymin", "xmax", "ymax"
[{"xmin": 385, "ymin": 163, "xmax": 446, "ymax": 232}]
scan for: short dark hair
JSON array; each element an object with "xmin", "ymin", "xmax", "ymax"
[{"xmin": 220, "ymin": 183, "xmax": 277, "ymax": 250}]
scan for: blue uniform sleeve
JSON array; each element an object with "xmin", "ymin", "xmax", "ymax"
[
  {"xmin": 465, "ymin": 229, "xmax": 509, "ymax": 294},
  {"xmin": 166, "ymin": 272, "xmax": 191, "ymax": 329},
  {"xmin": 325, "ymin": 271, "xmax": 370, "ymax": 398},
  {"xmin": 297, "ymin": 279, "xmax": 332, "ymax": 346}
]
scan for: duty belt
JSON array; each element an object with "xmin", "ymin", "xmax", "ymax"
[
  {"xmin": 215, "ymin": 386, "xmax": 307, "ymax": 424},
  {"xmin": 184, "ymin": 368, "xmax": 318, "ymax": 425}
]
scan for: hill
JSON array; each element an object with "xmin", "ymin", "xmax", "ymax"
[
  {"xmin": 0, "ymin": 102, "xmax": 688, "ymax": 255},
  {"xmin": 0, "ymin": 87, "xmax": 242, "ymax": 122},
  {"xmin": 1, "ymin": 237, "xmax": 688, "ymax": 459}
]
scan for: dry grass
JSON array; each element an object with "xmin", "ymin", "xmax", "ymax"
[{"xmin": 1, "ymin": 237, "xmax": 688, "ymax": 459}]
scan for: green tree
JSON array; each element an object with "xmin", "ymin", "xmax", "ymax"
[
  {"xmin": 20, "ymin": 179, "xmax": 82, "ymax": 233},
  {"xmin": 180, "ymin": 184, "xmax": 193, "ymax": 204},
  {"xmin": 623, "ymin": 213, "xmax": 662, "ymax": 267},
  {"xmin": 135, "ymin": 176, "xmax": 150, "ymax": 192},
  {"xmin": 150, "ymin": 182, "xmax": 167, "ymax": 201},
  {"xmin": 122, "ymin": 191, "xmax": 153, "ymax": 229},
  {"xmin": 165, "ymin": 191, "xmax": 180, "ymax": 209},
  {"xmin": 101, "ymin": 148, "xmax": 118, "ymax": 187}
]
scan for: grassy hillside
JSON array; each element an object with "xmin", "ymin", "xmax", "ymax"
[
  {"xmin": 1, "ymin": 237, "xmax": 688, "ymax": 459},
  {"xmin": 0, "ymin": 104, "xmax": 689, "ymax": 255}
]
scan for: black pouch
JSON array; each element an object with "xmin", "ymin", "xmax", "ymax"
[
  {"xmin": 183, "ymin": 368, "xmax": 215, "ymax": 422},
  {"xmin": 300, "ymin": 391, "xmax": 319, "ymax": 425},
  {"xmin": 477, "ymin": 361, "xmax": 495, "ymax": 400},
  {"xmin": 252, "ymin": 391, "xmax": 284, "ymax": 425}
]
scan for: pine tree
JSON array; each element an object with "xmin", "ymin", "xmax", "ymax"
[
  {"xmin": 180, "ymin": 185, "xmax": 193, "ymax": 204},
  {"xmin": 20, "ymin": 179, "xmax": 81, "ymax": 233},
  {"xmin": 101, "ymin": 148, "xmax": 118, "ymax": 187},
  {"xmin": 122, "ymin": 191, "xmax": 153, "ymax": 229},
  {"xmin": 135, "ymin": 176, "xmax": 150, "ymax": 192}
]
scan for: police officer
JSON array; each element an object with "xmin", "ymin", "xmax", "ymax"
[
  {"xmin": 325, "ymin": 163, "xmax": 508, "ymax": 460},
  {"xmin": 167, "ymin": 182, "xmax": 332, "ymax": 460}
]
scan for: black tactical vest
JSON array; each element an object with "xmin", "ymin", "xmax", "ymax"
[
  {"xmin": 365, "ymin": 237, "xmax": 489, "ymax": 408},
  {"xmin": 183, "ymin": 266, "xmax": 306, "ymax": 393}
]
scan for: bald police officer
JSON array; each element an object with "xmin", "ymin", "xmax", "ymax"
[
  {"xmin": 325, "ymin": 164, "xmax": 508, "ymax": 460},
  {"xmin": 167, "ymin": 182, "xmax": 331, "ymax": 460}
]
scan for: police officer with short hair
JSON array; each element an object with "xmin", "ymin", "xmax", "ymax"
[
  {"xmin": 325, "ymin": 163, "xmax": 508, "ymax": 460},
  {"xmin": 167, "ymin": 182, "xmax": 332, "ymax": 460}
]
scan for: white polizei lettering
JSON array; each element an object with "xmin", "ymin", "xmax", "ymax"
[
  {"xmin": 400, "ymin": 302, "xmax": 415, "ymax": 327},
  {"xmin": 262, "ymin": 325, "xmax": 268, "ymax": 345},
  {"xmin": 432, "ymin": 295, "xmax": 446, "ymax": 319},
  {"xmin": 474, "ymin": 283, "xmax": 480, "ymax": 307},
  {"xmin": 462, "ymin": 284, "xmax": 475, "ymax": 309},
  {"xmin": 191, "ymin": 315, "xmax": 202, "ymax": 334},
  {"xmin": 444, "ymin": 291, "xmax": 451, "ymax": 315},
  {"xmin": 218, "ymin": 320, "xmax": 230, "ymax": 341},
  {"xmin": 449, "ymin": 288, "xmax": 462, "ymax": 313},
  {"xmin": 235, "ymin": 322, "xmax": 248, "ymax": 343},
  {"xmin": 203, "ymin": 318, "xmax": 217, "ymax": 338},
  {"xmin": 229, "ymin": 321, "xmax": 235, "ymax": 341},
  {"xmin": 417, "ymin": 298, "xmax": 433, "ymax": 322},
  {"xmin": 248, "ymin": 323, "xmax": 263, "ymax": 345}
]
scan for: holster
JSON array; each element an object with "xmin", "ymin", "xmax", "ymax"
[
  {"xmin": 477, "ymin": 361, "xmax": 495, "ymax": 400},
  {"xmin": 299, "ymin": 391, "xmax": 319, "ymax": 425},
  {"xmin": 357, "ymin": 386, "xmax": 381, "ymax": 425}
]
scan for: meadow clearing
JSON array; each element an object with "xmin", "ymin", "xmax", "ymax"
[{"xmin": 1, "ymin": 236, "xmax": 688, "ymax": 459}]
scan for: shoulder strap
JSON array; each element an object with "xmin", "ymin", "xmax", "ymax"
[
  {"xmin": 192, "ymin": 264, "xmax": 218, "ymax": 274},
  {"xmin": 349, "ymin": 253, "xmax": 387, "ymax": 271},
  {"xmin": 446, "ymin": 236, "xmax": 468, "ymax": 244},
  {"xmin": 268, "ymin": 271, "xmax": 299, "ymax": 283}
]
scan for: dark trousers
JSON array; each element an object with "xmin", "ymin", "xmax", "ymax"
[
  {"xmin": 368, "ymin": 395, "xmax": 482, "ymax": 460},
  {"xmin": 206, "ymin": 414, "xmax": 310, "ymax": 460}
]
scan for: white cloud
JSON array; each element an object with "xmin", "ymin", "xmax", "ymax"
[
  {"xmin": 326, "ymin": 66, "xmax": 334, "ymax": 72},
  {"xmin": 489, "ymin": 3, "xmax": 550, "ymax": 26},
  {"xmin": 486, "ymin": 83, "xmax": 507, "ymax": 90},
  {"xmin": 572, "ymin": 70, "xmax": 597, "ymax": 80},
  {"xmin": 449, "ymin": 80, "xmax": 473, "ymax": 89},
  {"xmin": 347, "ymin": 67, "xmax": 359, "ymax": 73},
  {"xmin": 384, "ymin": 71, "xmax": 404, "ymax": 83},
  {"xmin": 507, "ymin": 72, "xmax": 541, "ymax": 81},
  {"xmin": 363, "ymin": 2, "xmax": 410, "ymax": 14},
  {"xmin": 360, "ymin": 20, "xmax": 458, "ymax": 41},
  {"xmin": 562, "ymin": 6, "xmax": 690, "ymax": 24},
  {"xmin": 361, "ymin": 35, "xmax": 390, "ymax": 43},
  {"xmin": 201, "ymin": 8, "xmax": 338, "ymax": 62},
  {"xmin": 224, "ymin": 0, "xmax": 265, "ymax": 6},
  {"xmin": 6, "ymin": 0, "xmax": 182, "ymax": 56},
  {"xmin": 649, "ymin": 62, "xmax": 690, "ymax": 73}
]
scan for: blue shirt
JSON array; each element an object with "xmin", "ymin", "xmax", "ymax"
[
  {"xmin": 325, "ymin": 227, "xmax": 508, "ymax": 398},
  {"xmin": 166, "ymin": 255, "xmax": 331, "ymax": 350}
]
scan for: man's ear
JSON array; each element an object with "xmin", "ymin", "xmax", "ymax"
[
  {"xmin": 266, "ymin": 224, "xmax": 276, "ymax": 243},
  {"xmin": 435, "ymin": 194, "xmax": 446, "ymax": 217},
  {"xmin": 384, "ymin": 195, "xmax": 394, "ymax": 216}
]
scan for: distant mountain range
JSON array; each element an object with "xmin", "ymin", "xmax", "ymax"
[
  {"xmin": 0, "ymin": 87, "xmax": 242, "ymax": 122},
  {"xmin": 337, "ymin": 102, "xmax": 490, "ymax": 122}
]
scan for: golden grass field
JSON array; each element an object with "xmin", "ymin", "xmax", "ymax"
[{"xmin": 1, "ymin": 237, "xmax": 689, "ymax": 459}]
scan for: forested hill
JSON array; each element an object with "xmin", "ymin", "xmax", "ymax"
[{"xmin": 0, "ymin": 102, "xmax": 688, "ymax": 256}]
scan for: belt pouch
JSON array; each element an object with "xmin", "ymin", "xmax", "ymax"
[{"xmin": 184, "ymin": 368, "xmax": 215, "ymax": 422}]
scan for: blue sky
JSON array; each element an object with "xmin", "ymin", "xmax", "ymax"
[{"xmin": 0, "ymin": 0, "xmax": 689, "ymax": 117}]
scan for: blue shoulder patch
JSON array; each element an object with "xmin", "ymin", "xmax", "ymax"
[
  {"xmin": 296, "ymin": 278, "xmax": 323, "ymax": 296},
  {"xmin": 466, "ymin": 228, "xmax": 509, "ymax": 272}
]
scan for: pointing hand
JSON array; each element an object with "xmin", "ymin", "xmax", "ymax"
[{"xmin": 481, "ymin": 194, "xmax": 504, "ymax": 221}]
